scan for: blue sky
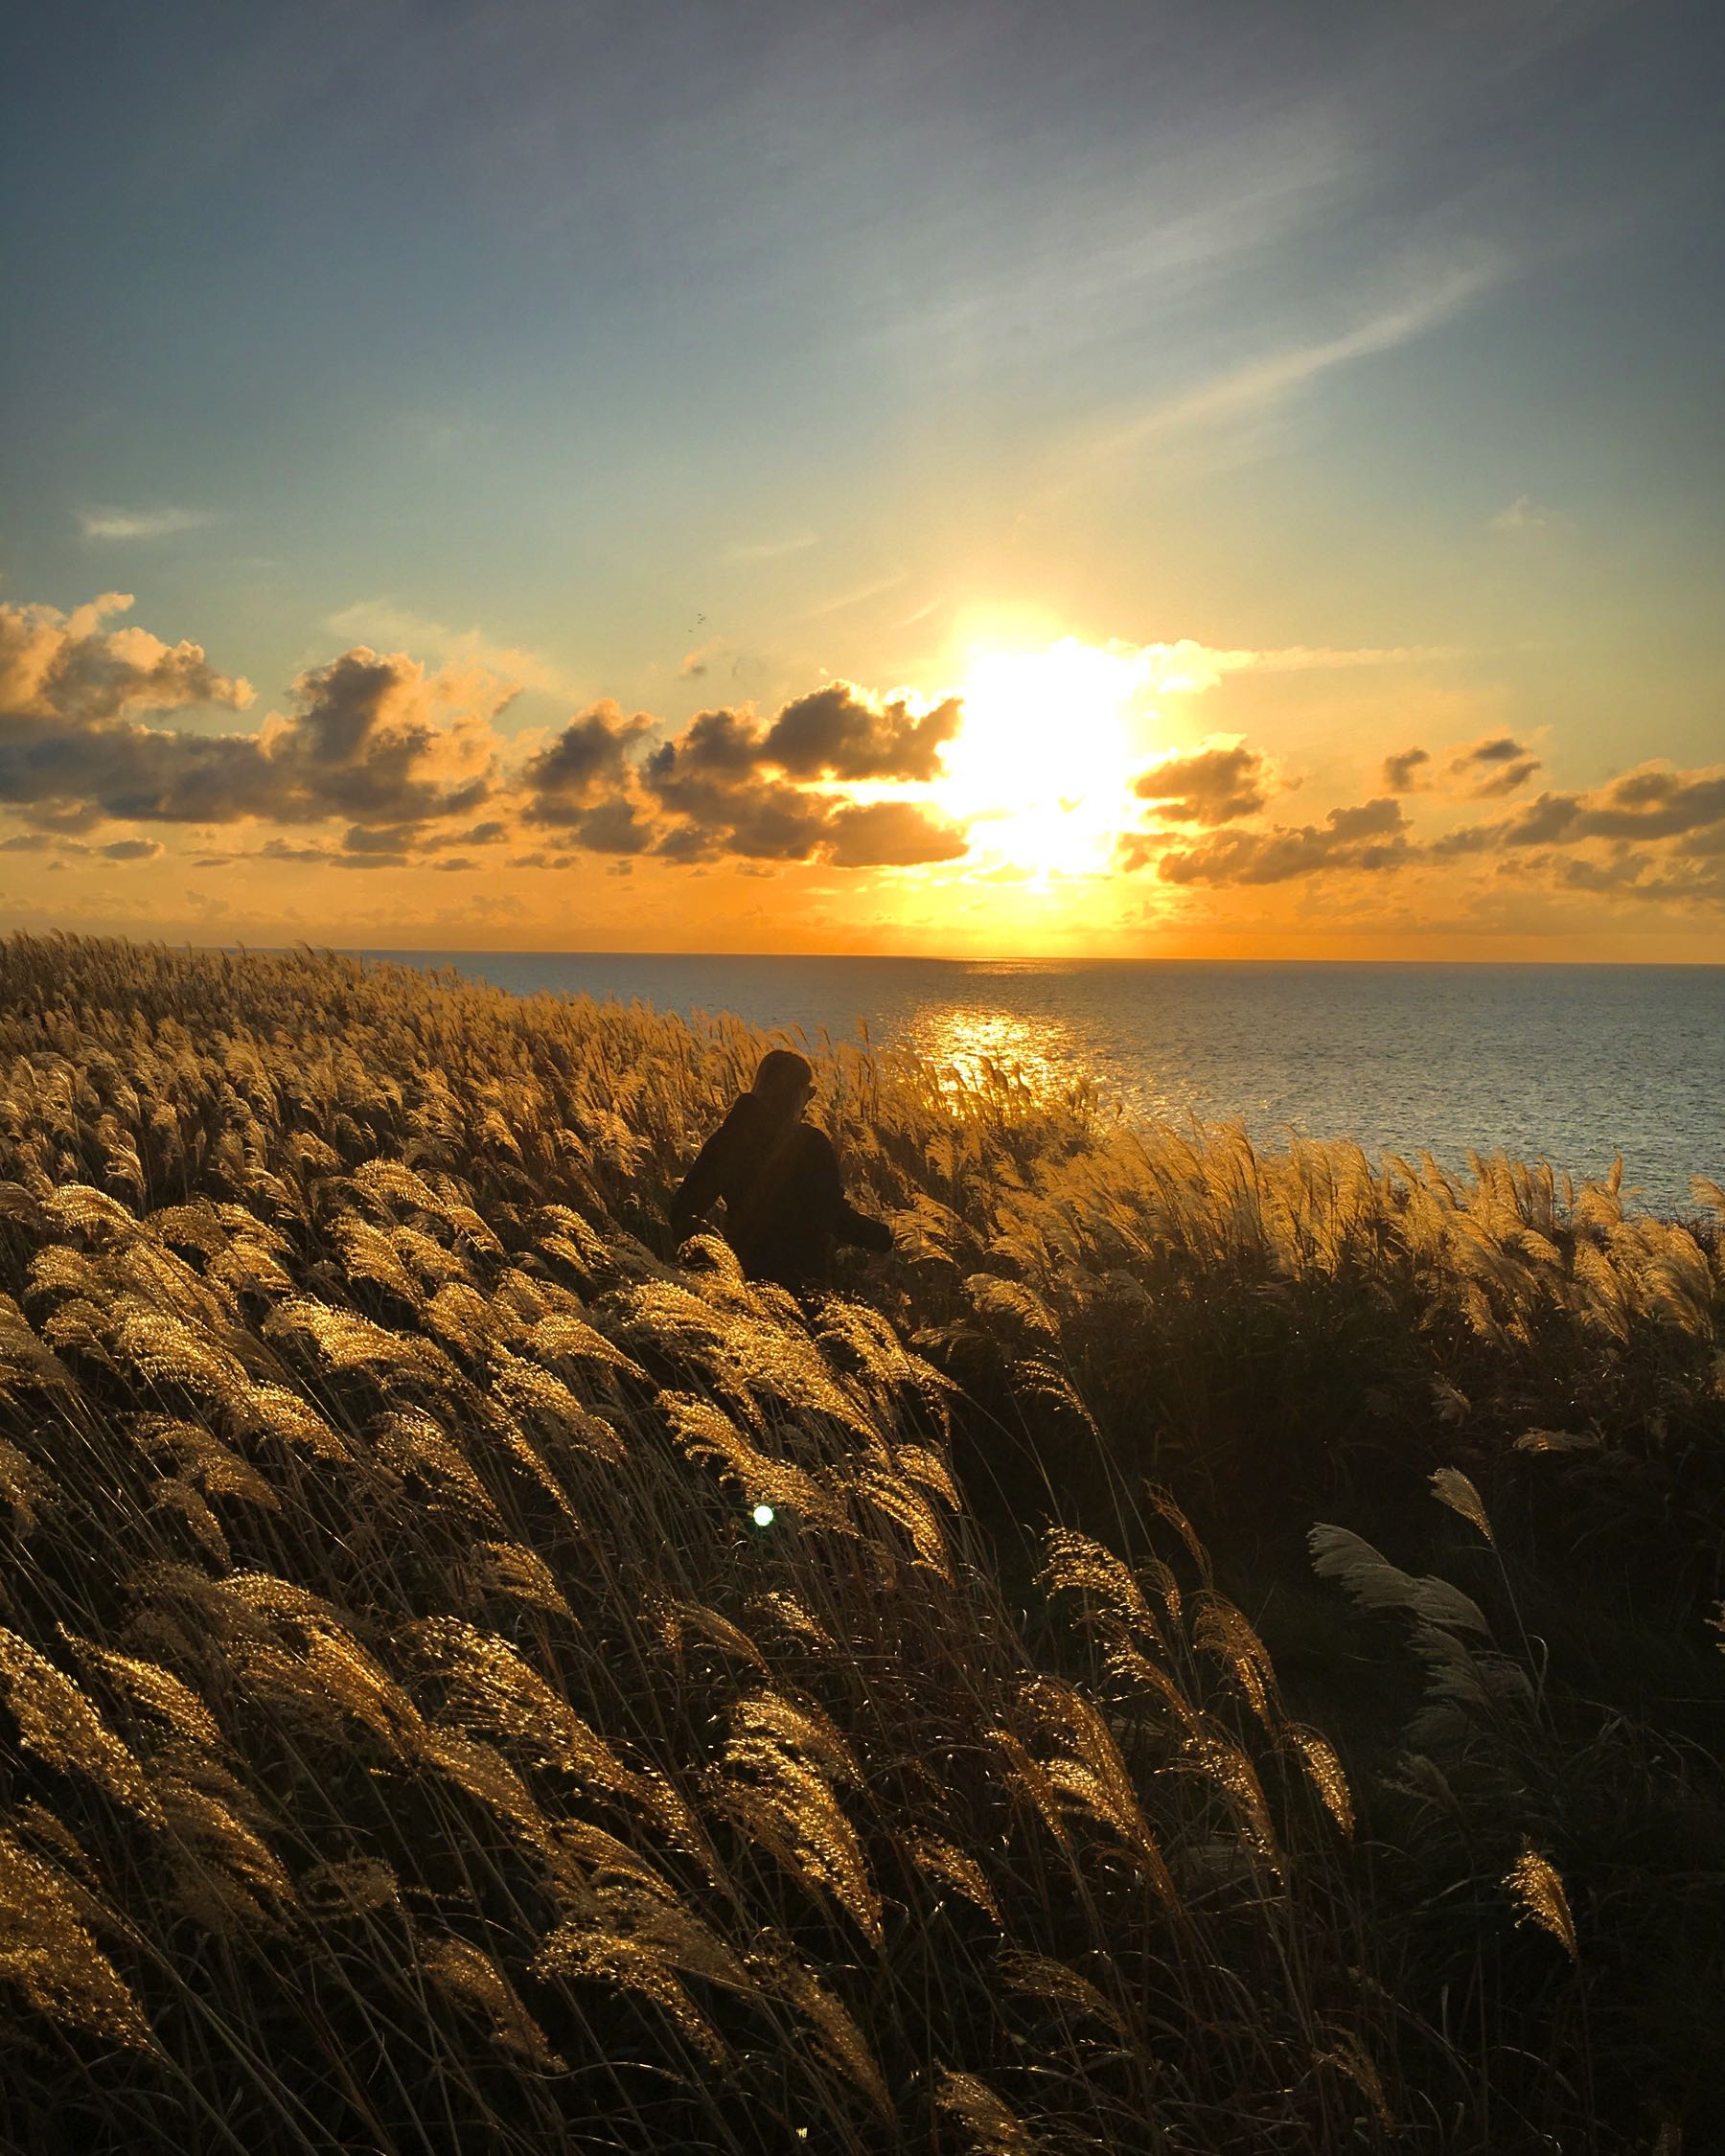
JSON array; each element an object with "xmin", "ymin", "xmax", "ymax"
[{"xmin": 3, "ymin": 0, "xmax": 1723, "ymax": 953}]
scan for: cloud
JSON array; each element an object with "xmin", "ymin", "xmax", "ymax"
[
  {"xmin": 1383, "ymin": 745, "xmax": 1432, "ymax": 793},
  {"xmin": 821, "ymin": 799, "xmax": 968, "ymax": 868},
  {"xmin": 1570, "ymin": 763, "xmax": 1725, "ymax": 842},
  {"xmin": 1, "ymin": 595, "xmax": 501, "ymax": 837},
  {"xmin": 763, "ymin": 683, "xmax": 961, "ymax": 783},
  {"xmin": 518, "ymin": 703, "xmax": 653, "ymax": 825},
  {"xmin": 644, "ymin": 707, "xmax": 761, "ymax": 790},
  {"xmin": 1373, "ymin": 756, "xmax": 1725, "ymax": 912},
  {"xmin": 517, "ymin": 687, "xmax": 975, "ymax": 871},
  {"xmin": 1116, "ymin": 254, "xmax": 1506, "ymax": 448},
  {"xmin": 1461, "ymin": 766, "xmax": 1725, "ymax": 853},
  {"xmin": 324, "ymin": 601, "xmax": 561, "ymax": 694},
  {"xmin": 559, "ymin": 795, "xmax": 656, "ymax": 856},
  {"xmin": 1132, "ymin": 742, "xmax": 1269, "ymax": 824},
  {"xmin": 797, "ymin": 573, "xmax": 907, "ymax": 620},
  {"xmin": 645, "ymin": 763, "xmax": 838, "ymax": 863},
  {"xmin": 258, "ymin": 650, "xmax": 500, "ymax": 826},
  {"xmin": 1, "ymin": 592, "xmax": 253, "ymax": 723},
  {"xmin": 1137, "ymin": 797, "xmax": 1411, "ymax": 884},
  {"xmin": 722, "ymin": 531, "xmax": 816, "ymax": 563},
  {"xmin": 1078, "ymin": 636, "xmax": 1459, "ymax": 699},
  {"xmin": 634, "ymin": 700, "xmax": 969, "ymax": 866},
  {"xmin": 2, "ymin": 594, "xmax": 982, "ymax": 876},
  {"xmin": 1387, "ymin": 734, "xmax": 1539, "ymax": 802},
  {"xmin": 79, "ymin": 506, "xmax": 220, "ymax": 541},
  {"xmin": 1490, "ymin": 494, "xmax": 1557, "ymax": 533},
  {"xmin": 257, "ymin": 837, "xmax": 408, "ymax": 870},
  {"xmin": 1450, "ymin": 734, "xmax": 1541, "ymax": 798}
]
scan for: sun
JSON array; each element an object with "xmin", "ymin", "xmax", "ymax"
[{"xmin": 932, "ymin": 637, "xmax": 1146, "ymax": 877}]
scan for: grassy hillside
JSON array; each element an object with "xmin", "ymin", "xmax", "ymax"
[{"xmin": 1, "ymin": 933, "xmax": 1720, "ymax": 2153}]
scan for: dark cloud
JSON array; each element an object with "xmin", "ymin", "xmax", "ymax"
[
  {"xmin": 1549, "ymin": 851, "xmax": 1657, "ymax": 894},
  {"xmin": 631, "ymin": 701, "xmax": 969, "ymax": 866},
  {"xmin": 667, "ymin": 777, "xmax": 836, "ymax": 861},
  {"xmin": 261, "ymin": 649, "xmax": 499, "ymax": 825},
  {"xmin": 1382, "ymin": 745, "xmax": 1431, "ymax": 793},
  {"xmin": 1359, "ymin": 755, "xmax": 1725, "ymax": 917},
  {"xmin": 518, "ymin": 702, "xmax": 653, "ymax": 826},
  {"xmin": 1438, "ymin": 765, "xmax": 1725, "ymax": 861},
  {"xmin": 1575, "ymin": 763, "xmax": 1725, "ymax": 840},
  {"xmin": 1451, "ymin": 734, "xmax": 1541, "ymax": 798},
  {"xmin": 1, "ymin": 716, "xmax": 267, "ymax": 827},
  {"xmin": 763, "ymin": 684, "xmax": 961, "ymax": 783},
  {"xmin": 1425, "ymin": 818, "xmax": 1500, "ymax": 859},
  {"xmin": 1498, "ymin": 792, "xmax": 1585, "ymax": 845},
  {"xmin": 1491, "ymin": 844, "xmax": 1725, "ymax": 907},
  {"xmin": 1144, "ymin": 798, "xmax": 1410, "ymax": 885},
  {"xmin": 639, "ymin": 708, "xmax": 829, "ymax": 860},
  {"xmin": 97, "ymin": 837, "xmax": 164, "ymax": 861},
  {"xmin": 646, "ymin": 706, "xmax": 762, "ymax": 783},
  {"xmin": 258, "ymin": 838, "xmax": 407, "ymax": 870},
  {"xmin": 338, "ymin": 821, "xmax": 426, "ymax": 857},
  {"xmin": 1132, "ymin": 743, "xmax": 1269, "ymax": 824},
  {"xmin": 821, "ymin": 799, "xmax": 968, "ymax": 867},
  {"xmin": 566, "ymin": 796, "xmax": 656, "ymax": 856}
]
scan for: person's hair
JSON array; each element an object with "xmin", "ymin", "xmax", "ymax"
[{"xmin": 750, "ymin": 1047, "xmax": 814, "ymax": 1111}]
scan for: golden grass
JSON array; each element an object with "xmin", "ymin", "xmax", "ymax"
[{"xmin": 0, "ymin": 930, "xmax": 1720, "ymax": 2154}]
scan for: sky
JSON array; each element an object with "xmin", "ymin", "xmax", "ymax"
[{"xmin": 3, "ymin": 0, "xmax": 1723, "ymax": 959}]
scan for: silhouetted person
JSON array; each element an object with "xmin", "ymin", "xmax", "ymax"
[{"xmin": 669, "ymin": 1047, "xmax": 893, "ymax": 1292}]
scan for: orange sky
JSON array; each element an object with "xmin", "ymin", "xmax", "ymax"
[{"xmin": 4, "ymin": 593, "xmax": 1722, "ymax": 960}]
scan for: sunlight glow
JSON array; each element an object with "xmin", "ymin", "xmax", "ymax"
[{"xmin": 933, "ymin": 638, "xmax": 1147, "ymax": 877}]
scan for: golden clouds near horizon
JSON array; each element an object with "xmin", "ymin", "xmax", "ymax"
[{"xmin": 930, "ymin": 639, "xmax": 1149, "ymax": 880}]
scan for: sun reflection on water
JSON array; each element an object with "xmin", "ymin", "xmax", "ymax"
[{"xmin": 907, "ymin": 1005, "xmax": 1092, "ymax": 1105}]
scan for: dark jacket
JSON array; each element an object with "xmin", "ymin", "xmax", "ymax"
[{"xmin": 668, "ymin": 1092, "xmax": 892, "ymax": 1290}]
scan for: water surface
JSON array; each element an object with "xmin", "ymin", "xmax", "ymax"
[{"xmin": 359, "ymin": 953, "xmax": 1724, "ymax": 1213}]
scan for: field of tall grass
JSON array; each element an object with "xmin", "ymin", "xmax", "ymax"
[{"xmin": 1, "ymin": 931, "xmax": 1720, "ymax": 2154}]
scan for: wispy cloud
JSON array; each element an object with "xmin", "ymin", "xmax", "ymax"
[
  {"xmin": 796, "ymin": 572, "xmax": 906, "ymax": 620},
  {"xmin": 1490, "ymin": 493, "xmax": 1559, "ymax": 533},
  {"xmin": 1112, "ymin": 254, "xmax": 1508, "ymax": 450},
  {"xmin": 1091, "ymin": 635, "xmax": 1459, "ymax": 698},
  {"xmin": 721, "ymin": 531, "xmax": 817, "ymax": 563},
  {"xmin": 79, "ymin": 505, "xmax": 221, "ymax": 541}
]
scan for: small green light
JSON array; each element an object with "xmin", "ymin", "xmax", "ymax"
[{"xmin": 751, "ymin": 1503, "xmax": 775, "ymax": 1528}]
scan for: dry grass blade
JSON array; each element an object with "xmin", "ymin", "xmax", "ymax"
[
  {"xmin": 419, "ymin": 1932, "xmax": 566, "ymax": 2069},
  {"xmin": 935, "ymin": 2070, "xmax": 1043, "ymax": 2154},
  {"xmin": 0, "ymin": 1627, "xmax": 166, "ymax": 1826},
  {"xmin": 1430, "ymin": 1466, "xmax": 1496, "ymax": 1546},
  {"xmin": 1506, "ymin": 1845, "xmax": 1579, "ymax": 1961},
  {"xmin": 0, "ymin": 1831, "xmax": 159, "ymax": 2053},
  {"xmin": 1308, "ymin": 1525, "xmax": 1492, "ymax": 1636}
]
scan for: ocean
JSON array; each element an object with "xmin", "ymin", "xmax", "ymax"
[{"xmin": 358, "ymin": 953, "xmax": 1725, "ymax": 1214}]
